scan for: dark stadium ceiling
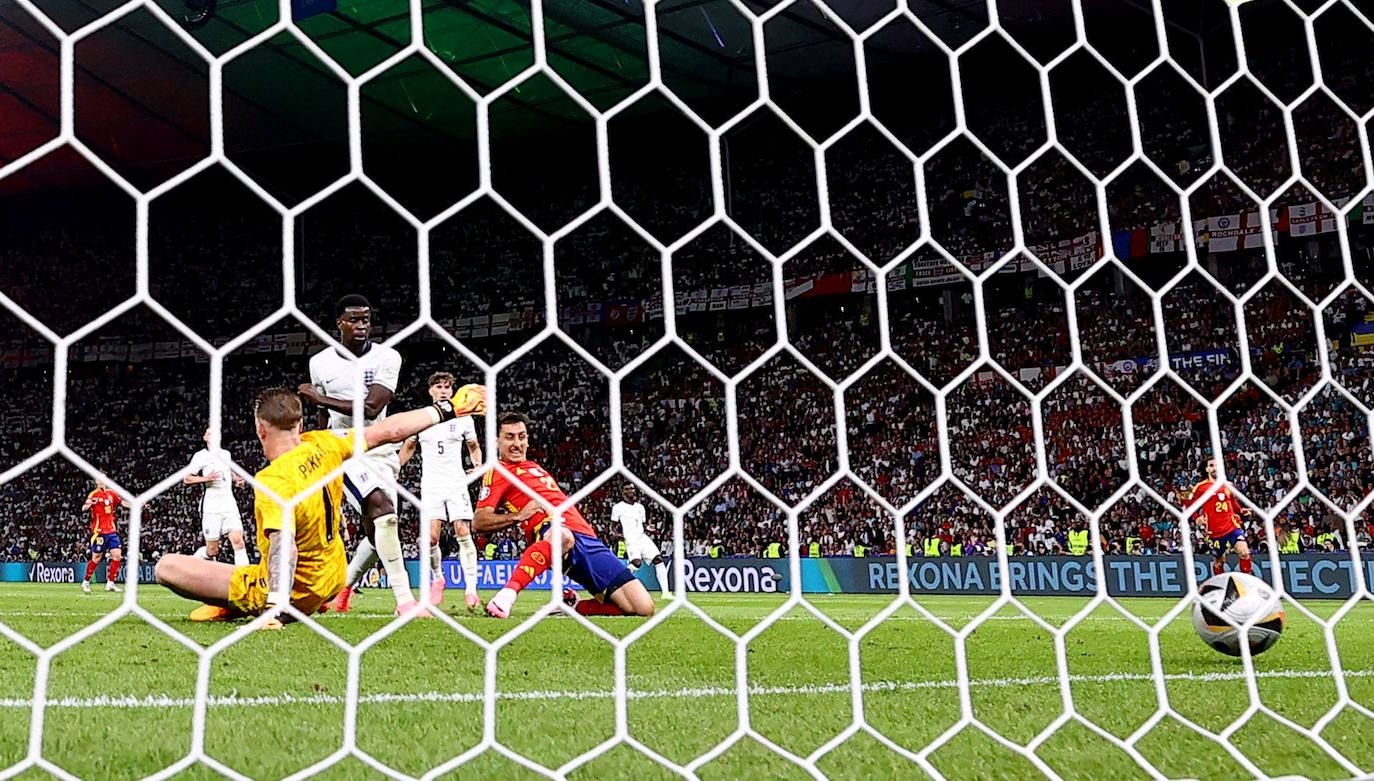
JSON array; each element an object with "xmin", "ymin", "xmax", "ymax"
[{"xmin": 0, "ymin": 0, "xmax": 1230, "ymax": 196}]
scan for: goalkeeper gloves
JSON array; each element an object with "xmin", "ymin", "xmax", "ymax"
[{"xmin": 433, "ymin": 384, "xmax": 486, "ymax": 421}]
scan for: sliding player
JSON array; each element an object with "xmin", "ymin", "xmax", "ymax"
[
  {"xmin": 399, "ymin": 371, "xmax": 484, "ymax": 611},
  {"xmin": 1190, "ymin": 457, "xmax": 1254, "ymax": 576},
  {"xmin": 154, "ymin": 385, "xmax": 486, "ymax": 627},
  {"xmin": 612, "ymin": 484, "xmax": 670, "ymax": 600},
  {"xmin": 185, "ymin": 428, "xmax": 249, "ymax": 568},
  {"xmin": 82, "ymin": 482, "xmax": 130, "ymax": 593},
  {"xmin": 478, "ymin": 412, "xmax": 654, "ymax": 619},
  {"xmin": 299, "ymin": 295, "xmax": 418, "ymax": 615}
]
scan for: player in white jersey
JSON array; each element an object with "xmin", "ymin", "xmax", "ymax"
[
  {"xmin": 184, "ymin": 428, "xmax": 249, "ymax": 568},
  {"xmin": 399, "ymin": 372, "xmax": 484, "ymax": 612},
  {"xmin": 298, "ymin": 294, "xmax": 427, "ymax": 617},
  {"xmin": 611, "ymin": 484, "xmax": 669, "ymax": 599}
]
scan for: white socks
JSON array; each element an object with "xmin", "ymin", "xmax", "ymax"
[
  {"xmin": 457, "ymin": 534, "xmax": 479, "ymax": 594},
  {"xmin": 196, "ymin": 544, "xmax": 249, "ymax": 569},
  {"xmin": 654, "ymin": 560, "xmax": 669, "ymax": 598},
  {"xmin": 373, "ymin": 513, "xmax": 414, "ymax": 605},
  {"xmin": 345, "ymin": 537, "xmax": 378, "ymax": 589}
]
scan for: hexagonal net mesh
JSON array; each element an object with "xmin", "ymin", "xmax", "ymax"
[{"xmin": 2, "ymin": 0, "xmax": 1374, "ymax": 777}]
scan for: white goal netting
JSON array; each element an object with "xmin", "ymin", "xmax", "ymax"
[{"xmin": 1, "ymin": 0, "xmax": 1373, "ymax": 778}]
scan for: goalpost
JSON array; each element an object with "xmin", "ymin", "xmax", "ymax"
[{"xmin": 0, "ymin": 0, "xmax": 1371, "ymax": 778}]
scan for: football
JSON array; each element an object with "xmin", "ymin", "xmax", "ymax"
[{"xmin": 1192, "ymin": 572, "xmax": 1286, "ymax": 657}]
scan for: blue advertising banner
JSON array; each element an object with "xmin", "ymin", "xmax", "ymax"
[
  {"xmin": 0, "ymin": 561, "xmax": 159, "ymax": 584},
  {"xmin": 665, "ymin": 555, "xmax": 1371, "ymax": 598},
  {"xmin": 5, "ymin": 555, "xmax": 1365, "ymax": 599},
  {"xmin": 821, "ymin": 554, "xmax": 1373, "ymax": 599},
  {"xmin": 356, "ymin": 560, "xmax": 595, "ymax": 592}
]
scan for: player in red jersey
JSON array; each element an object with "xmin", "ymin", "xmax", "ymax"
[
  {"xmin": 82, "ymin": 482, "xmax": 130, "ymax": 593},
  {"xmin": 1190, "ymin": 457, "xmax": 1254, "ymax": 577},
  {"xmin": 476, "ymin": 412, "xmax": 654, "ymax": 619}
]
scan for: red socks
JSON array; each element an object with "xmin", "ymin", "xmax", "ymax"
[
  {"xmin": 576, "ymin": 600, "xmax": 626, "ymax": 616},
  {"xmin": 108, "ymin": 559, "xmax": 121, "ymax": 583},
  {"xmin": 504, "ymin": 541, "xmax": 553, "ymax": 593},
  {"xmin": 1238, "ymin": 556, "xmax": 1253, "ymax": 574},
  {"xmin": 84, "ymin": 560, "xmax": 97, "ymax": 581},
  {"xmin": 1212, "ymin": 561, "xmax": 1225, "ymax": 576}
]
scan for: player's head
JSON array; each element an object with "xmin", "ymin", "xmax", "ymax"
[
  {"xmin": 335, "ymin": 294, "xmax": 371, "ymax": 345},
  {"xmin": 254, "ymin": 387, "xmax": 303, "ymax": 442},
  {"xmin": 620, "ymin": 484, "xmax": 636, "ymax": 502},
  {"xmin": 427, "ymin": 371, "xmax": 456, "ymax": 402},
  {"xmin": 496, "ymin": 411, "xmax": 531, "ymax": 463},
  {"xmin": 1206, "ymin": 457, "xmax": 1218, "ymax": 479}
]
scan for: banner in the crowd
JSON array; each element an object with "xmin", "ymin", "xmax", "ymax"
[
  {"xmin": 1350, "ymin": 313, "xmax": 1374, "ymax": 347},
  {"xmin": 22, "ymin": 312, "xmax": 541, "ymax": 366},
  {"xmin": 1097, "ymin": 349, "xmax": 1233, "ymax": 379}
]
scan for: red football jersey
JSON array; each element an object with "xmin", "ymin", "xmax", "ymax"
[
  {"xmin": 477, "ymin": 460, "xmax": 596, "ymax": 542},
  {"xmin": 85, "ymin": 489, "xmax": 119, "ymax": 535},
  {"xmin": 1191, "ymin": 479, "xmax": 1241, "ymax": 539}
]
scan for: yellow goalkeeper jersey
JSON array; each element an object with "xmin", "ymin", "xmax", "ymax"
[{"xmin": 251, "ymin": 429, "xmax": 354, "ymax": 605}]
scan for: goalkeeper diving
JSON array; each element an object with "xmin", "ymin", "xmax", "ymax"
[{"xmin": 154, "ymin": 383, "xmax": 487, "ymax": 627}]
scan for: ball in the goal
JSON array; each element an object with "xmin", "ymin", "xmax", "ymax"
[{"xmin": 1191, "ymin": 572, "xmax": 1285, "ymax": 657}]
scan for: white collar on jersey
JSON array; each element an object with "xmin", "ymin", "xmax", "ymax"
[{"xmin": 333, "ymin": 341, "xmax": 374, "ymax": 360}]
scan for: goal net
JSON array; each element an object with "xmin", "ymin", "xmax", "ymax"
[{"xmin": 0, "ymin": 0, "xmax": 1371, "ymax": 777}]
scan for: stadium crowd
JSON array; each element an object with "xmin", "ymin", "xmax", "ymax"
[{"xmin": 3, "ymin": 42, "xmax": 1374, "ymax": 567}]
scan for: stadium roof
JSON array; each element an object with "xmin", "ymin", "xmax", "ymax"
[{"xmin": 0, "ymin": 0, "xmax": 1043, "ymax": 189}]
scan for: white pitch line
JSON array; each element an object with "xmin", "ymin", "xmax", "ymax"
[{"xmin": 3, "ymin": 669, "xmax": 1369, "ymax": 710}]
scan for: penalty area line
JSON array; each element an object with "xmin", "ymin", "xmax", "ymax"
[{"xmin": 6, "ymin": 668, "xmax": 1371, "ymax": 710}]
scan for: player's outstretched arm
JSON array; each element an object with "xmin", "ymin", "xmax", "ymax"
[{"xmin": 360, "ymin": 385, "xmax": 486, "ymax": 452}]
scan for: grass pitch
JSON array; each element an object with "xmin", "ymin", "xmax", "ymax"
[{"xmin": 0, "ymin": 584, "xmax": 1371, "ymax": 780}]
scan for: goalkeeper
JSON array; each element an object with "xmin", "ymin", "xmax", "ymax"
[{"xmin": 155, "ymin": 384, "xmax": 486, "ymax": 627}]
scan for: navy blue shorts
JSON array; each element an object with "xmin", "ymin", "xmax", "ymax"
[
  {"xmin": 90, "ymin": 533, "xmax": 121, "ymax": 554},
  {"xmin": 565, "ymin": 531, "xmax": 636, "ymax": 602},
  {"xmin": 1208, "ymin": 528, "xmax": 1246, "ymax": 556}
]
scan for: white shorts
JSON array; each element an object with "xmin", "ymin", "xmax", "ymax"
[
  {"xmin": 625, "ymin": 535, "xmax": 661, "ymax": 563},
  {"xmin": 202, "ymin": 509, "xmax": 243, "ymax": 540},
  {"xmin": 422, "ymin": 493, "xmax": 474, "ymax": 524},
  {"xmin": 341, "ymin": 450, "xmax": 400, "ymax": 514}
]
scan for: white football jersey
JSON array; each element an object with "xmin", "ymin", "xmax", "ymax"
[
  {"xmin": 612, "ymin": 500, "xmax": 647, "ymax": 540},
  {"xmin": 187, "ymin": 448, "xmax": 238, "ymax": 514},
  {"xmin": 418, "ymin": 416, "xmax": 477, "ymax": 491},
  {"xmin": 308, "ymin": 342, "xmax": 402, "ymax": 430}
]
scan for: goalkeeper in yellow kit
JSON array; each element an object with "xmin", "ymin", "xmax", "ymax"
[{"xmin": 155, "ymin": 384, "xmax": 486, "ymax": 627}]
